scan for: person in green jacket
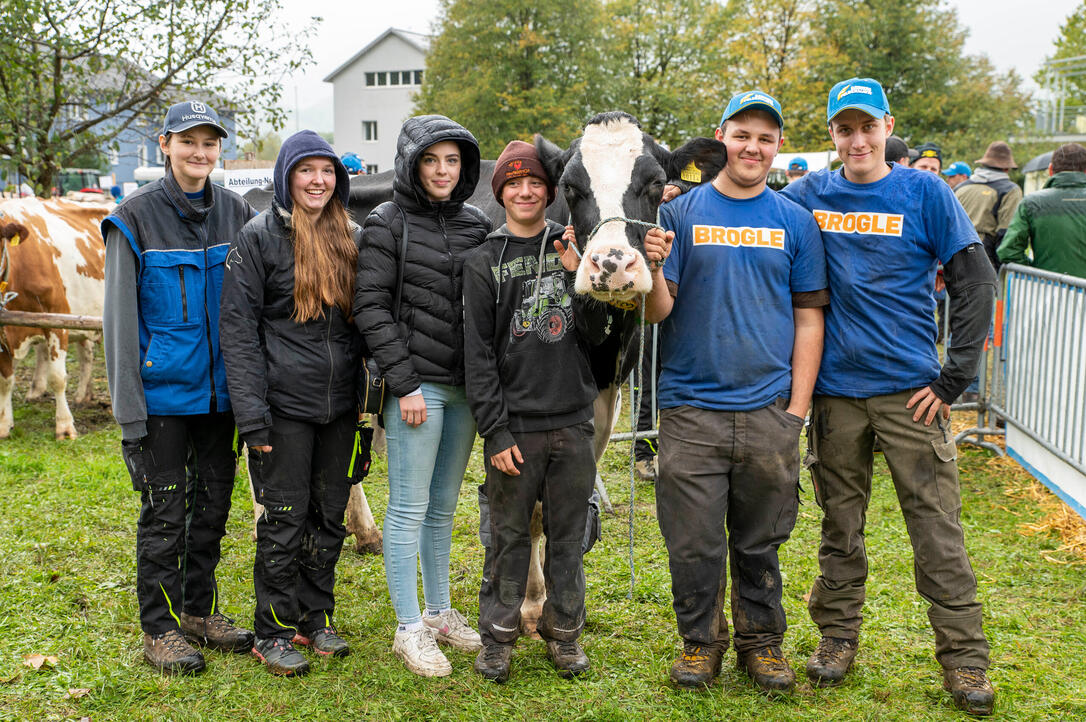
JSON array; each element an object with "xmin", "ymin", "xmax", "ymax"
[{"xmin": 997, "ymin": 143, "xmax": 1086, "ymax": 278}]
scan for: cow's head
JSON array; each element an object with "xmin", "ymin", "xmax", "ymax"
[{"xmin": 536, "ymin": 112, "xmax": 724, "ymax": 302}]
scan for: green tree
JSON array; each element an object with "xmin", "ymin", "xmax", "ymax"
[
  {"xmin": 0, "ymin": 0, "xmax": 315, "ymax": 196},
  {"xmin": 598, "ymin": 0, "xmax": 733, "ymax": 148},
  {"xmin": 414, "ymin": 0, "xmax": 606, "ymax": 156},
  {"xmin": 808, "ymin": 0, "xmax": 1031, "ymax": 159},
  {"xmin": 1036, "ymin": 3, "xmax": 1086, "ymax": 127}
]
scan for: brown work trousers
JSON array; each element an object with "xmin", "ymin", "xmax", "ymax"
[{"xmin": 805, "ymin": 391, "xmax": 990, "ymax": 670}]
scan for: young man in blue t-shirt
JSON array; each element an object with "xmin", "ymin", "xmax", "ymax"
[
  {"xmin": 780, "ymin": 78, "xmax": 997, "ymax": 715},
  {"xmin": 645, "ymin": 90, "xmax": 828, "ymax": 693}
]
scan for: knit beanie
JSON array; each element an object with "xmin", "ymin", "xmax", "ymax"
[{"xmin": 491, "ymin": 140, "xmax": 555, "ymax": 206}]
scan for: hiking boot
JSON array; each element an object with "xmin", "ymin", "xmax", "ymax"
[
  {"xmin": 423, "ymin": 608, "xmax": 483, "ymax": 651},
  {"xmin": 393, "ymin": 626, "xmax": 452, "ymax": 677},
  {"xmin": 738, "ymin": 645, "xmax": 796, "ymax": 692},
  {"xmin": 474, "ymin": 643, "xmax": 513, "ymax": 683},
  {"xmin": 252, "ymin": 637, "xmax": 310, "ymax": 677},
  {"xmin": 634, "ymin": 458, "xmax": 656, "ymax": 480},
  {"xmin": 806, "ymin": 636, "xmax": 858, "ymax": 687},
  {"xmin": 669, "ymin": 639, "xmax": 723, "ymax": 689},
  {"xmin": 545, "ymin": 639, "xmax": 590, "ymax": 678},
  {"xmin": 180, "ymin": 612, "xmax": 255, "ymax": 653},
  {"xmin": 943, "ymin": 666, "xmax": 995, "ymax": 716},
  {"xmin": 295, "ymin": 626, "xmax": 350, "ymax": 658},
  {"xmin": 143, "ymin": 630, "xmax": 206, "ymax": 675}
]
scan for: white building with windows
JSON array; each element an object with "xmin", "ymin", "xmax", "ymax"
[{"xmin": 324, "ymin": 28, "xmax": 430, "ymax": 175}]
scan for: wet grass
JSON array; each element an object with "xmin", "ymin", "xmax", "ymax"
[{"xmin": 1, "ymin": 357, "xmax": 1085, "ymax": 720}]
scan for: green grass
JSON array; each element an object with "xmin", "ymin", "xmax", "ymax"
[{"xmin": 1, "ymin": 358, "xmax": 1084, "ymax": 721}]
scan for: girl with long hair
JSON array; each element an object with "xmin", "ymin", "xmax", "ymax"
[{"xmin": 220, "ymin": 130, "xmax": 364, "ymax": 677}]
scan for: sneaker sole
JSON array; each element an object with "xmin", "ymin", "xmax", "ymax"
[
  {"xmin": 251, "ymin": 647, "xmax": 310, "ymax": 677},
  {"xmin": 394, "ymin": 648, "xmax": 452, "ymax": 677}
]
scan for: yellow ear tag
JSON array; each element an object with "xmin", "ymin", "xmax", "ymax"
[
  {"xmin": 679, "ymin": 161, "xmax": 702, "ymax": 184},
  {"xmin": 9, "ymin": 235, "xmax": 19, "ymax": 247},
  {"xmin": 0, "ymin": 281, "xmax": 6, "ymax": 292}
]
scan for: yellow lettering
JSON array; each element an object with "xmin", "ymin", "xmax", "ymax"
[
  {"xmin": 770, "ymin": 229, "xmax": 785, "ymax": 248},
  {"xmin": 813, "ymin": 210, "xmax": 828, "ymax": 229},
  {"xmin": 694, "ymin": 225, "xmax": 710, "ymax": 244},
  {"xmin": 886, "ymin": 215, "xmax": 902, "ymax": 235},
  {"xmin": 741, "ymin": 228, "xmax": 756, "ymax": 246}
]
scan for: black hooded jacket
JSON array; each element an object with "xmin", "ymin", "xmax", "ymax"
[
  {"xmin": 353, "ymin": 115, "xmax": 491, "ymax": 396},
  {"xmin": 220, "ymin": 131, "xmax": 363, "ymax": 445}
]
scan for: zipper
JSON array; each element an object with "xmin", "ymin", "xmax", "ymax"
[
  {"xmin": 201, "ymin": 224, "xmax": 217, "ymax": 412},
  {"xmin": 324, "ymin": 312, "xmax": 334, "ymax": 423},
  {"xmin": 178, "ymin": 267, "xmax": 189, "ymax": 322}
]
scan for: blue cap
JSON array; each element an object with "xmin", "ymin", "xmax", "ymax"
[
  {"xmin": 788, "ymin": 158, "xmax": 808, "ymax": 171},
  {"xmin": 720, "ymin": 90, "xmax": 784, "ymax": 128},
  {"xmin": 943, "ymin": 161, "xmax": 971, "ymax": 177},
  {"xmin": 162, "ymin": 100, "xmax": 228, "ymax": 138},
  {"xmin": 826, "ymin": 78, "xmax": 890, "ymax": 122}
]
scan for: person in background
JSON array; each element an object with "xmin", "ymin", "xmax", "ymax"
[
  {"xmin": 955, "ymin": 141, "xmax": 1022, "ymax": 271},
  {"xmin": 354, "ymin": 115, "xmax": 491, "ymax": 677},
  {"xmin": 912, "ymin": 142, "xmax": 943, "ymax": 173},
  {"xmin": 885, "ymin": 136, "xmax": 910, "ymax": 166},
  {"xmin": 998, "ymin": 142, "xmax": 1086, "ymax": 277},
  {"xmin": 943, "ymin": 162, "xmax": 971, "ymax": 190},
  {"xmin": 102, "ymin": 100, "xmax": 255, "ymax": 675},
  {"xmin": 786, "ymin": 157, "xmax": 808, "ymax": 183}
]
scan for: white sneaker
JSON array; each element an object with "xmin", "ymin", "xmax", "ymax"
[
  {"xmin": 393, "ymin": 626, "xmax": 452, "ymax": 677},
  {"xmin": 423, "ymin": 608, "xmax": 483, "ymax": 652}
]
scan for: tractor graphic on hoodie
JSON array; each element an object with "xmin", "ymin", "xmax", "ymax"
[{"xmin": 510, "ymin": 273, "xmax": 573, "ymax": 344}]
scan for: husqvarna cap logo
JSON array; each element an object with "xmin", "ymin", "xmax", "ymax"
[
  {"xmin": 827, "ymin": 77, "xmax": 890, "ymax": 122},
  {"xmin": 720, "ymin": 89, "xmax": 784, "ymax": 129},
  {"xmin": 162, "ymin": 99, "xmax": 229, "ymax": 139}
]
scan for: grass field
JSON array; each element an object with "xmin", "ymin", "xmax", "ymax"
[{"xmin": 1, "ymin": 359, "xmax": 1084, "ymax": 721}]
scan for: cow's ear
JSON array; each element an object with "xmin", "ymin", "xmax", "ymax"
[
  {"xmin": 535, "ymin": 133, "xmax": 571, "ymax": 187},
  {"xmin": 667, "ymin": 137, "xmax": 726, "ymax": 185}
]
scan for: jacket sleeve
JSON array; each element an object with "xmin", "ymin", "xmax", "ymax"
[
  {"xmin": 997, "ymin": 202, "xmax": 1033, "ymax": 267},
  {"xmin": 353, "ymin": 207, "xmax": 420, "ymax": 398},
  {"xmin": 463, "ymin": 252, "xmax": 516, "ymax": 457},
  {"xmin": 102, "ymin": 227, "xmax": 147, "ymax": 440},
  {"xmin": 568, "ymin": 270, "xmax": 610, "ymax": 346},
  {"xmin": 219, "ymin": 225, "xmax": 271, "ymax": 446},
  {"xmin": 930, "ymin": 242, "xmax": 997, "ymax": 403}
]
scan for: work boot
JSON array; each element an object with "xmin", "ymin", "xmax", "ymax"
[
  {"xmin": 669, "ymin": 639, "xmax": 724, "ymax": 689},
  {"xmin": 943, "ymin": 667, "xmax": 995, "ymax": 716},
  {"xmin": 634, "ymin": 458, "xmax": 656, "ymax": 480},
  {"xmin": 423, "ymin": 608, "xmax": 483, "ymax": 651},
  {"xmin": 545, "ymin": 639, "xmax": 590, "ymax": 678},
  {"xmin": 393, "ymin": 626, "xmax": 452, "ymax": 677},
  {"xmin": 738, "ymin": 645, "xmax": 796, "ymax": 692},
  {"xmin": 806, "ymin": 636, "xmax": 858, "ymax": 687},
  {"xmin": 252, "ymin": 637, "xmax": 310, "ymax": 677},
  {"xmin": 180, "ymin": 612, "xmax": 255, "ymax": 653},
  {"xmin": 474, "ymin": 643, "xmax": 513, "ymax": 683},
  {"xmin": 295, "ymin": 626, "xmax": 350, "ymax": 657},
  {"xmin": 143, "ymin": 629, "xmax": 206, "ymax": 675}
]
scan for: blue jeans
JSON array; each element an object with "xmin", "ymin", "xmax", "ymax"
[{"xmin": 382, "ymin": 382, "xmax": 477, "ymax": 625}]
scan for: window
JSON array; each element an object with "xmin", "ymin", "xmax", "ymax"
[
  {"xmin": 366, "ymin": 164, "xmax": 379, "ymax": 174},
  {"xmin": 361, "ymin": 121, "xmax": 378, "ymax": 142},
  {"xmin": 389, "ymin": 72, "xmax": 400, "ymax": 86},
  {"xmin": 108, "ymin": 147, "xmax": 119, "ymax": 166},
  {"xmin": 365, "ymin": 72, "xmax": 376, "ymax": 86},
  {"xmin": 414, "ymin": 70, "xmax": 423, "ymax": 85},
  {"xmin": 376, "ymin": 71, "xmax": 387, "ymax": 86},
  {"xmin": 138, "ymin": 143, "xmax": 147, "ymax": 167},
  {"xmin": 401, "ymin": 71, "xmax": 412, "ymax": 85}
]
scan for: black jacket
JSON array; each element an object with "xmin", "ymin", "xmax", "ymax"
[
  {"xmin": 220, "ymin": 204, "xmax": 364, "ymax": 445},
  {"xmin": 353, "ymin": 115, "xmax": 491, "ymax": 397},
  {"xmin": 463, "ymin": 220, "xmax": 610, "ymax": 457}
]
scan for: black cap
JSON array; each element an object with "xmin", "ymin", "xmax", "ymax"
[
  {"xmin": 162, "ymin": 100, "xmax": 228, "ymax": 138},
  {"xmin": 914, "ymin": 142, "xmax": 942, "ymax": 165},
  {"xmin": 884, "ymin": 136, "xmax": 909, "ymax": 163}
]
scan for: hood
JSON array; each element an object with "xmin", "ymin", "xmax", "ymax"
[
  {"xmin": 393, "ymin": 115, "xmax": 481, "ymax": 212},
  {"xmin": 970, "ymin": 166, "xmax": 1011, "ymax": 184},
  {"xmin": 273, "ymin": 130, "xmax": 351, "ymax": 212}
]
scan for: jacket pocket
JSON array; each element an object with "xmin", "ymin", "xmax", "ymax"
[{"xmin": 139, "ymin": 251, "xmax": 201, "ymax": 326}]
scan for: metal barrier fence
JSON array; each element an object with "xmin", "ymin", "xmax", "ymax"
[{"xmin": 957, "ymin": 263, "xmax": 1086, "ymax": 517}]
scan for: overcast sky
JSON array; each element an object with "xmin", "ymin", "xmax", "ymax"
[{"xmin": 274, "ymin": 0, "xmax": 1082, "ymax": 134}]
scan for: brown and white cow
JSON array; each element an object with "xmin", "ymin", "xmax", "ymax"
[{"xmin": 0, "ymin": 197, "xmax": 110, "ymax": 439}]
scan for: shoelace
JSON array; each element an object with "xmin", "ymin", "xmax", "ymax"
[
  {"xmin": 752, "ymin": 647, "xmax": 789, "ymax": 671},
  {"xmin": 955, "ymin": 667, "xmax": 990, "ymax": 688},
  {"xmin": 205, "ymin": 613, "xmax": 238, "ymax": 634},
  {"xmin": 681, "ymin": 644, "xmax": 709, "ymax": 662},
  {"xmin": 814, "ymin": 638, "xmax": 853, "ymax": 664},
  {"xmin": 156, "ymin": 630, "xmax": 192, "ymax": 654}
]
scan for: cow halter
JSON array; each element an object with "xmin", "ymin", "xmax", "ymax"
[{"xmin": 585, "ymin": 216, "xmax": 666, "ymax": 270}]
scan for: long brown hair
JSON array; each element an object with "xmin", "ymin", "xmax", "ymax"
[{"xmin": 290, "ymin": 195, "xmax": 357, "ymax": 322}]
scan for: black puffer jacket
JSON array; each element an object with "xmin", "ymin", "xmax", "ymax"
[
  {"xmin": 221, "ymin": 204, "xmax": 364, "ymax": 446},
  {"xmin": 353, "ymin": 115, "xmax": 491, "ymax": 396}
]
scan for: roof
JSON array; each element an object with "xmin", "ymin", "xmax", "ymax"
[{"xmin": 323, "ymin": 28, "xmax": 431, "ymax": 83}]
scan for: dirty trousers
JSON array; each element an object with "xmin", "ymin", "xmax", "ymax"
[
  {"xmin": 248, "ymin": 412, "xmax": 354, "ymax": 639},
  {"xmin": 136, "ymin": 413, "xmax": 236, "ymax": 635},
  {"xmin": 478, "ymin": 423, "xmax": 595, "ymax": 646},
  {"xmin": 655, "ymin": 401, "xmax": 802, "ymax": 654},
  {"xmin": 806, "ymin": 391, "xmax": 990, "ymax": 669}
]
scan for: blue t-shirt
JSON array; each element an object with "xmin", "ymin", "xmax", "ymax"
[
  {"xmin": 781, "ymin": 164, "xmax": 978, "ymax": 397},
  {"xmin": 658, "ymin": 183, "xmax": 827, "ymax": 411}
]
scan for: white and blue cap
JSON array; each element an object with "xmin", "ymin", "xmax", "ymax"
[
  {"xmin": 826, "ymin": 78, "xmax": 890, "ymax": 122},
  {"xmin": 720, "ymin": 90, "xmax": 784, "ymax": 129},
  {"xmin": 942, "ymin": 161, "xmax": 971, "ymax": 177},
  {"xmin": 162, "ymin": 100, "xmax": 228, "ymax": 138}
]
